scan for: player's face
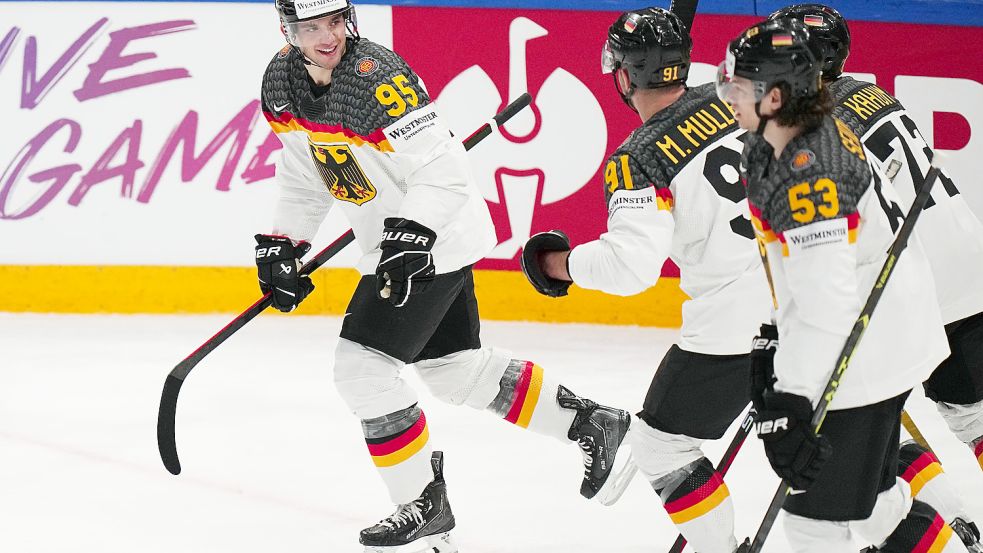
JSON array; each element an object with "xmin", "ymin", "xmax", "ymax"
[
  {"xmin": 290, "ymin": 13, "xmax": 348, "ymax": 69},
  {"xmin": 720, "ymin": 75, "xmax": 761, "ymax": 130}
]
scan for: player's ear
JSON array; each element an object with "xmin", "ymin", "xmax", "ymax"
[{"xmin": 761, "ymin": 86, "xmax": 783, "ymax": 116}]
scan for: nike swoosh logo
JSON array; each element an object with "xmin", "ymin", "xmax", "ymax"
[{"xmin": 273, "ymin": 103, "xmax": 290, "ymax": 112}]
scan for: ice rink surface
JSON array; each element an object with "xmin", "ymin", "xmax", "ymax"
[{"xmin": 2, "ymin": 313, "xmax": 981, "ymax": 553}]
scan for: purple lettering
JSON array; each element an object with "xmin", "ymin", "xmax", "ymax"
[
  {"xmin": 0, "ymin": 27, "xmax": 21, "ymax": 77},
  {"xmin": 0, "ymin": 119, "xmax": 83, "ymax": 219},
  {"xmin": 74, "ymin": 20, "xmax": 195, "ymax": 102},
  {"xmin": 21, "ymin": 18, "xmax": 108, "ymax": 109},
  {"xmin": 70, "ymin": 120, "xmax": 144, "ymax": 206},
  {"xmin": 240, "ymin": 130, "xmax": 282, "ymax": 184},
  {"xmin": 137, "ymin": 100, "xmax": 260, "ymax": 202}
]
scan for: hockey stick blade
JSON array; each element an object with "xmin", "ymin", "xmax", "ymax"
[
  {"xmin": 748, "ymin": 165, "xmax": 943, "ymax": 553},
  {"xmin": 157, "ymin": 95, "xmax": 534, "ymax": 475}
]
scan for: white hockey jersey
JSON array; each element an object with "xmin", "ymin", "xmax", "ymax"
[
  {"xmin": 831, "ymin": 76, "xmax": 983, "ymax": 325},
  {"xmin": 260, "ymin": 40, "xmax": 496, "ymax": 275},
  {"xmin": 567, "ymin": 84, "xmax": 772, "ymax": 355},
  {"xmin": 744, "ymin": 116, "xmax": 949, "ymax": 410}
]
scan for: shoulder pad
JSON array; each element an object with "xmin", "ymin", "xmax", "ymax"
[
  {"xmin": 749, "ymin": 117, "xmax": 868, "ymax": 237},
  {"xmin": 625, "ymin": 83, "xmax": 742, "ymax": 184},
  {"xmin": 829, "ymin": 77, "xmax": 902, "ymax": 137}
]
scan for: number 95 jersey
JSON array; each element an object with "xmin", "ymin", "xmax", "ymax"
[
  {"xmin": 260, "ymin": 39, "xmax": 496, "ymax": 275},
  {"xmin": 567, "ymin": 83, "xmax": 772, "ymax": 355}
]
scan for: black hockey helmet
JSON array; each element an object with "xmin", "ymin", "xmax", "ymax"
[
  {"xmin": 768, "ymin": 4, "xmax": 850, "ymax": 79},
  {"xmin": 721, "ymin": 18, "xmax": 822, "ymax": 102},
  {"xmin": 602, "ymin": 7, "xmax": 692, "ymax": 108},
  {"xmin": 276, "ymin": 0, "xmax": 359, "ymax": 44}
]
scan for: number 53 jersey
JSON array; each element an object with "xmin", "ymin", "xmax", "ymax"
[
  {"xmin": 744, "ymin": 116, "xmax": 949, "ymax": 410},
  {"xmin": 567, "ymin": 83, "xmax": 772, "ymax": 355},
  {"xmin": 260, "ymin": 39, "xmax": 495, "ymax": 275},
  {"xmin": 831, "ymin": 76, "xmax": 983, "ymax": 325}
]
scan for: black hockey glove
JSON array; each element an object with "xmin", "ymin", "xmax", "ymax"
[
  {"xmin": 755, "ymin": 390, "xmax": 832, "ymax": 491},
  {"xmin": 749, "ymin": 323, "xmax": 779, "ymax": 410},
  {"xmin": 521, "ymin": 230, "xmax": 572, "ymax": 298},
  {"xmin": 255, "ymin": 234, "xmax": 314, "ymax": 312},
  {"xmin": 376, "ymin": 218, "xmax": 436, "ymax": 308}
]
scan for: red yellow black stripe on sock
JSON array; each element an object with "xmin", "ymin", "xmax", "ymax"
[
  {"xmin": 365, "ymin": 410, "xmax": 429, "ymax": 468},
  {"xmin": 663, "ymin": 468, "xmax": 731, "ymax": 525},
  {"xmin": 913, "ymin": 511, "xmax": 954, "ymax": 553},
  {"xmin": 974, "ymin": 439, "xmax": 983, "ymax": 471},
  {"xmin": 486, "ymin": 360, "xmax": 546, "ymax": 429},
  {"xmin": 899, "ymin": 443, "xmax": 944, "ymax": 498}
]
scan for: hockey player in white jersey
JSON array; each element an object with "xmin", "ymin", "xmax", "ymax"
[
  {"xmin": 720, "ymin": 17, "xmax": 965, "ymax": 552},
  {"xmin": 256, "ymin": 1, "xmax": 634, "ymax": 550},
  {"xmin": 521, "ymin": 7, "xmax": 771, "ymax": 552},
  {"xmin": 770, "ymin": 5, "xmax": 983, "ymax": 549}
]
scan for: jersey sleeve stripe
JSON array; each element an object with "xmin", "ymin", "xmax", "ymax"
[{"xmin": 265, "ymin": 111, "xmax": 394, "ymax": 152}]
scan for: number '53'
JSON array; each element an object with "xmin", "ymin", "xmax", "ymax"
[{"xmin": 789, "ymin": 178, "xmax": 839, "ymax": 223}]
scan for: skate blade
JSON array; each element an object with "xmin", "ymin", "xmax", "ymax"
[
  {"xmin": 362, "ymin": 532, "xmax": 458, "ymax": 553},
  {"xmin": 594, "ymin": 421, "xmax": 639, "ymax": 506}
]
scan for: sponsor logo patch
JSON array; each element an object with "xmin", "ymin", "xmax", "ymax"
[
  {"xmin": 607, "ymin": 187, "xmax": 658, "ymax": 219},
  {"xmin": 294, "ymin": 0, "xmax": 347, "ymax": 20},
  {"xmin": 384, "ymin": 105, "xmax": 444, "ymax": 151},
  {"xmin": 784, "ymin": 217, "xmax": 849, "ymax": 255},
  {"xmin": 356, "ymin": 57, "xmax": 379, "ymax": 76},
  {"xmin": 790, "ymin": 149, "xmax": 816, "ymax": 171}
]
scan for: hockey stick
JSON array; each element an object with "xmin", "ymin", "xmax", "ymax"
[
  {"xmin": 669, "ymin": 0, "xmax": 699, "ymax": 32},
  {"xmin": 668, "ymin": 405, "xmax": 757, "ymax": 553},
  {"xmin": 748, "ymin": 165, "xmax": 943, "ymax": 553},
  {"xmin": 157, "ymin": 93, "xmax": 533, "ymax": 475}
]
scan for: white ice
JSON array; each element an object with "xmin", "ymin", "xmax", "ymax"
[{"xmin": 1, "ymin": 313, "xmax": 981, "ymax": 552}]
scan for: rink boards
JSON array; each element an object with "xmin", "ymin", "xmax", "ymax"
[{"xmin": 0, "ymin": 2, "xmax": 980, "ymax": 324}]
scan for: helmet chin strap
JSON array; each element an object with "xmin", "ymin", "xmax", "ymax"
[
  {"xmin": 753, "ymin": 102, "xmax": 770, "ymax": 135},
  {"xmin": 612, "ymin": 70, "xmax": 639, "ymax": 114}
]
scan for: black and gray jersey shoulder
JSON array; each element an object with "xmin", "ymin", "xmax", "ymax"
[
  {"xmin": 260, "ymin": 39, "xmax": 431, "ymax": 138},
  {"xmin": 828, "ymin": 76, "xmax": 902, "ymax": 139},
  {"xmin": 603, "ymin": 83, "xmax": 741, "ymax": 205},
  {"xmin": 746, "ymin": 115, "xmax": 870, "ymax": 240}
]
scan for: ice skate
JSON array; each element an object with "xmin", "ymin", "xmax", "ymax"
[
  {"xmin": 360, "ymin": 452, "xmax": 457, "ymax": 553},
  {"xmin": 557, "ymin": 385, "xmax": 636, "ymax": 505},
  {"xmin": 952, "ymin": 518, "xmax": 983, "ymax": 553}
]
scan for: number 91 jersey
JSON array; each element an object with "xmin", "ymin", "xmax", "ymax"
[
  {"xmin": 260, "ymin": 39, "xmax": 495, "ymax": 275},
  {"xmin": 567, "ymin": 83, "xmax": 772, "ymax": 355},
  {"xmin": 831, "ymin": 76, "xmax": 983, "ymax": 324}
]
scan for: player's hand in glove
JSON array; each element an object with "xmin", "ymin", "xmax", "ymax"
[
  {"xmin": 755, "ymin": 390, "xmax": 832, "ymax": 490},
  {"xmin": 521, "ymin": 230, "xmax": 572, "ymax": 297},
  {"xmin": 749, "ymin": 323, "xmax": 779, "ymax": 410},
  {"xmin": 255, "ymin": 234, "xmax": 314, "ymax": 312},
  {"xmin": 376, "ymin": 218, "xmax": 436, "ymax": 307}
]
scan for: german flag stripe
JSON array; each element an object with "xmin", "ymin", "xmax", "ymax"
[
  {"xmin": 656, "ymin": 187, "xmax": 674, "ymax": 211},
  {"xmin": 504, "ymin": 362, "xmax": 544, "ymax": 429},
  {"xmin": 664, "ymin": 473, "xmax": 730, "ymax": 525},
  {"xmin": 913, "ymin": 512, "xmax": 954, "ymax": 553},
  {"xmin": 264, "ymin": 111, "xmax": 393, "ymax": 152},
  {"xmin": 366, "ymin": 412, "xmax": 429, "ymax": 466},
  {"xmin": 901, "ymin": 451, "xmax": 943, "ymax": 497},
  {"xmin": 847, "ymin": 212, "xmax": 860, "ymax": 244},
  {"xmin": 974, "ymin": 440, "xmax": 983, "ymax": 469},
  {"xmin": 748, "ymin": 202, "xmax": 778, "ymax": 243}
]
